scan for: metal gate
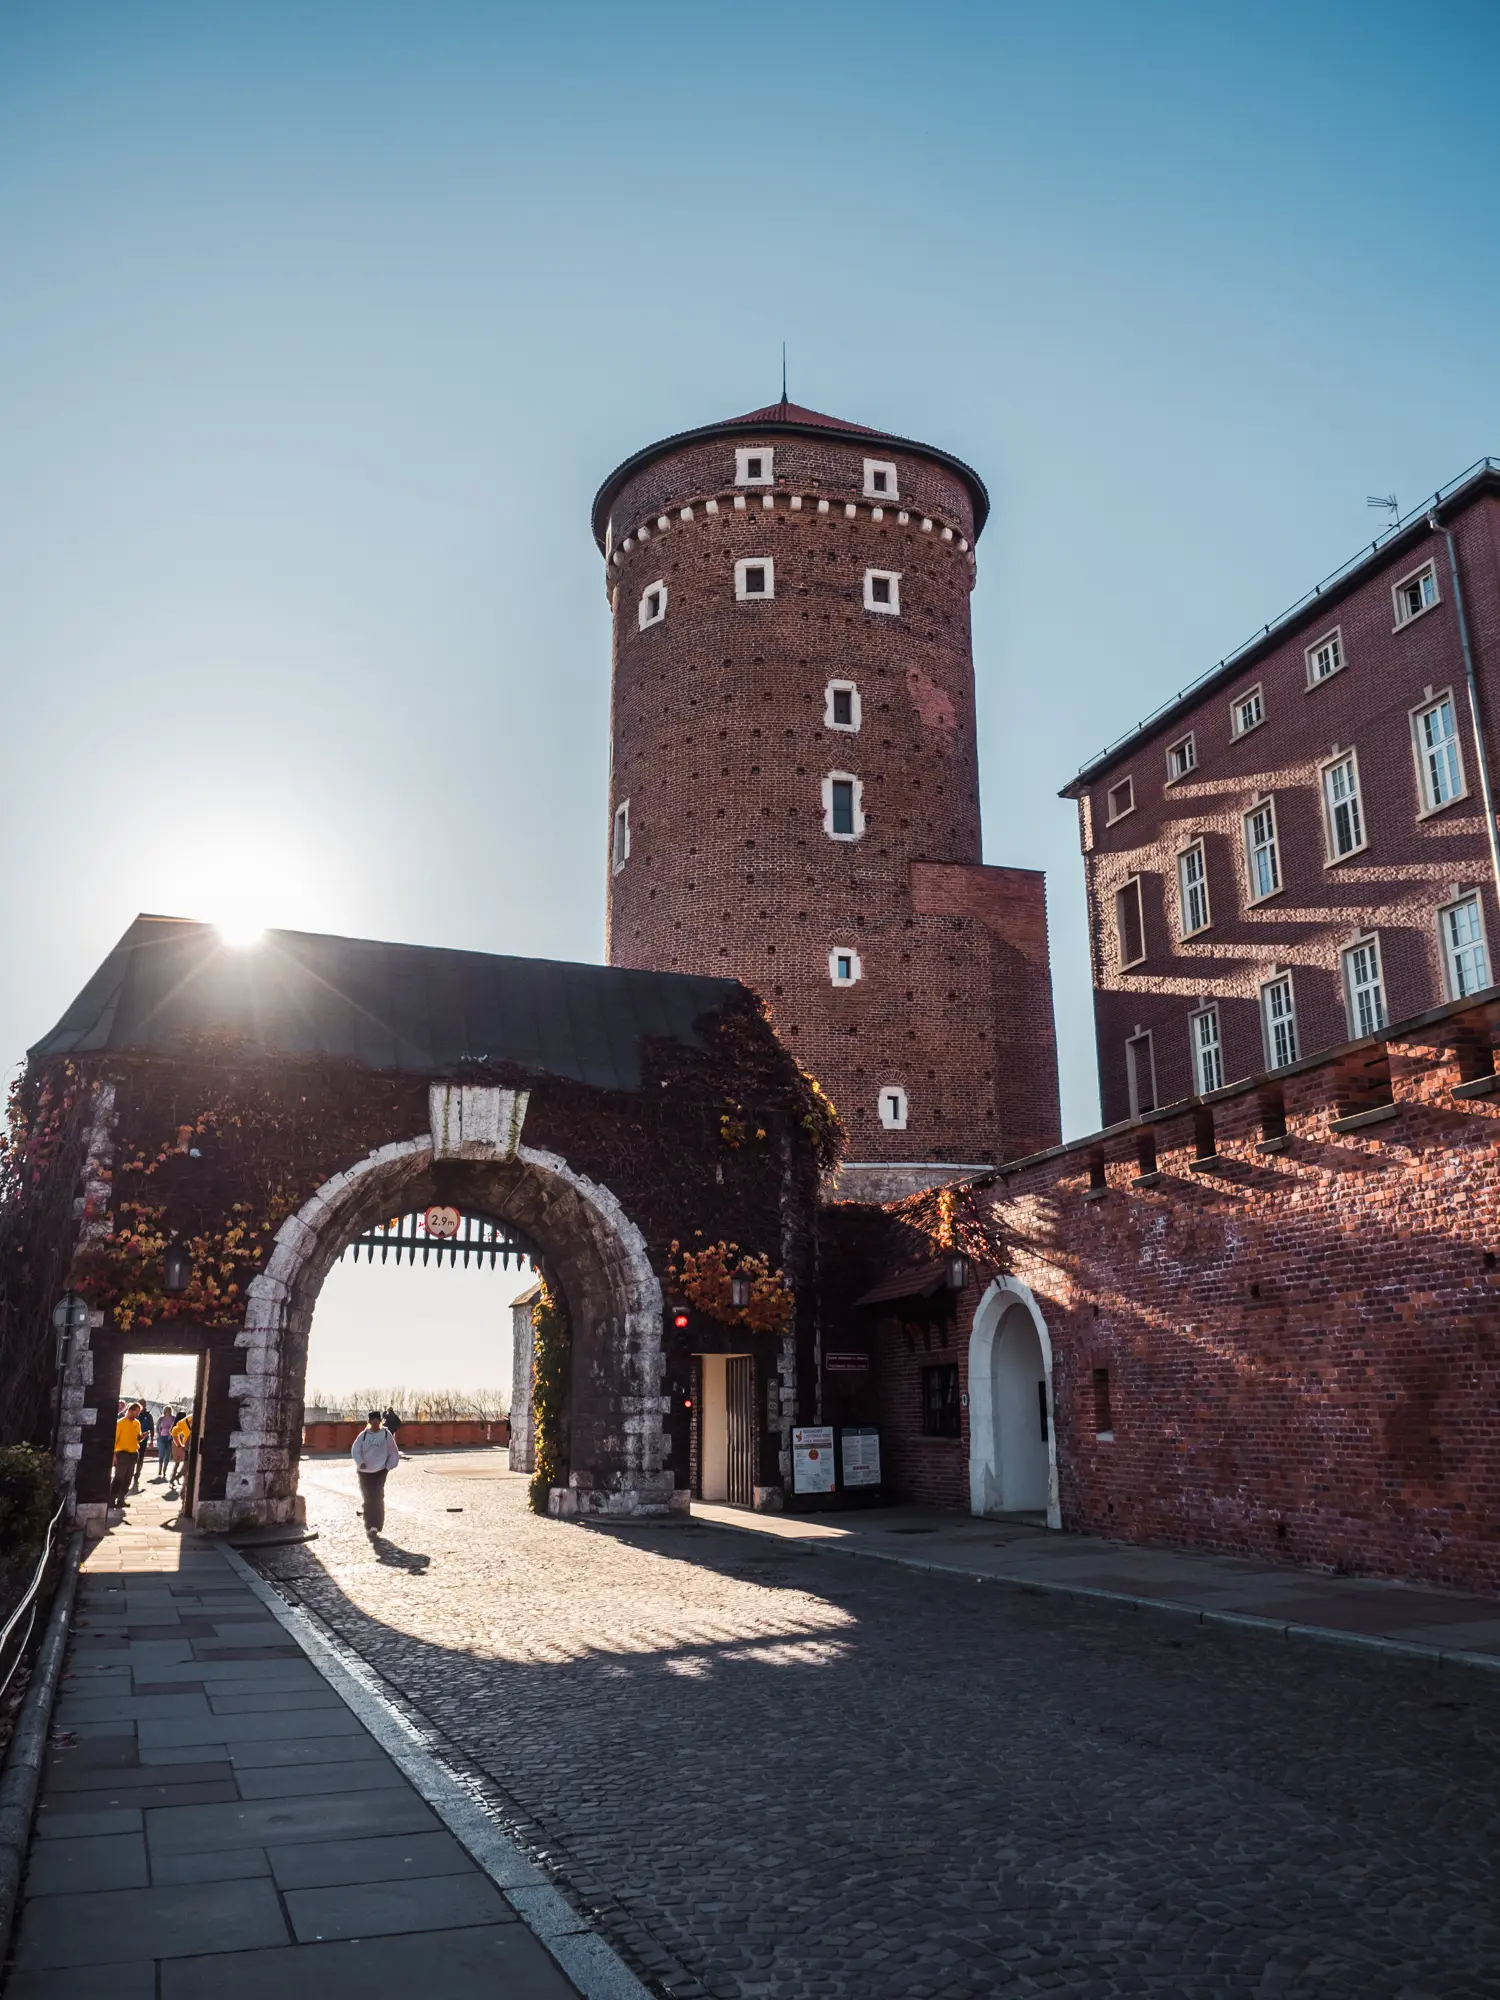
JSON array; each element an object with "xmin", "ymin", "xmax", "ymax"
[{"xmin": 726, "ymin": 1354, "xmax": 755, "ymax": 1507}]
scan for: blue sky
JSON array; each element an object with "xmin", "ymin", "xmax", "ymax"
[{"xmin": 4, "ymin": 0, "xmax": 1498, "ymax": 1163}]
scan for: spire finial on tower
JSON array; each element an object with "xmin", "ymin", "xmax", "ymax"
[{"xmin": 780, "ymin": 341, "xmax": 787, "ymax": 408}]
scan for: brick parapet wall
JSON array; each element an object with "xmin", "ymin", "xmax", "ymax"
[{"xmin": 982, "ymin": 997, "xmax": 1500, "ymax": 1594}]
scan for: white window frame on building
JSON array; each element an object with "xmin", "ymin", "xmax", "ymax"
[
  {"xmin": 1393, "ymin": 559, "xmax": 1440, "ymax": 629},
  {"xmin": 877, "ymin": 1083, "xmax": 909, "ymax": 1130},
  {"xmin": 863, "ymin": 459, "xmax": 899, "ymax": 501},
  {"xmin": 1305, "ymin": 627, "xmax": 1344, "ymax": 687},
  {"xmin": 735, "ymin": 446, "xmax": 774, "ymax": 486},
  {"xmin": 1177, "ymin": 840, "xmax": 1211, "ymax": 937},
  {"xmin": 1125, "ymin": 1032, "xmax": 1156, "ymax": 1118},
  {"xmin": 822, "ymin": 772, "xmax": 865, "ymax": 841},
  {"xmin": 824, "ymin": 680, "xmax": 861, "ymax": 731},
  {"xmin": 1439, "ymin": 893, "xmax": 1491, "ymax": 999},
  {"xmin": 1105, "ymin": 775, "xmax": 1135, "ymax": 824},
  {"xmin": 1230, "ymin": 685, "xmax": 1264, "ymax": 738},
  {"xmin": 829, "ymin": 947, "xmax": 862, "ymax": 986},
  {"xmin": 1260, "ymin": 973, "xmax": 1299, "ymax": 1070},
  {"xmin": 1244, "ymin": 797, "xmax": 1282, "ymax": 904},
  {"xmin": 1321, "ymin": 749, "xmax": 1367, "ymax": 863},
  {"xmin": 863, "ymin": 568, "xmax": 901, "ymax": 615},
  {"xmin": 1189, "ymin": 1006, "xmax": 1224, "ymax": 1095},
  {"xmin": 1165, "ymin": 732, "xmax": 1197, "ymax": 783},
  {"xmin": 1411, "ymin": 690, "xmax": 1466, "ymax": 815},
  {"xmin": 735, "ymin": 556, "xmax": 775, "ymax": 601},
  {"xmin": 638, "ymin": 580, "xmax": 667, "ymax": 630},
  {"xmin": 1114, "ymin": 875, "xmax": 1146, "ymax": 969},
  {"xmin": 1342, "ymin": 935, "xmax": 1387, "ymax": 1039},
  {"xmin": 611, "ymin": 800, "xmax": 630, "ymax": 874}
]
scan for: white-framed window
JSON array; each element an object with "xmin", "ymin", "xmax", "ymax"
[
  {"xmin": 1244, "ymin": 798, "xmax": 1281, "ymax": 902},
  {"xmin": 1440, "ymin": 894, "xmax": 1490, "ymax": 998},
  {"xmin": 1177, "ymin": 842, "xmax": 1211, "ymax": 936},
  {"xmin": 1306, "ymin": 628, "xmax": 1344, "ymax": 686},
  {"xmin": 611, "ymin": 800, "xmax": 630, "ymax": 874},
  {"xmin": 863, "ymin": 568, "xmax": 901, "ymax": 615},
  {"xmin": 735, "ymin": 446, "xmax": 773, "ymax": 486},
  {"xmin": 863, "ymin": 459, "xmax": 899, "ymax": 501},
  {"xmin": 1114, "ymin": 876, "xmax": 1146, "ymax": 969},
  {"xmin": 1342, "ymin": 936, "xmax": 1386, "ymax": 1038},
  {"xmin": 829, "ymin": 946, "xmax": 862, "ymax": 986},
  {"xmin": 638, "ymin": 580, "xmax": 667, "ymax": 630},
  {"xmin": 1190, "ymin": 1007, "xmax": 1224, "ymax": 1094},
  {"xmin": 1412, "ymin": 693, "xmax": 1465, "ymax": 813},
  {"xmin": 1231, "ymin": 685, "xmax": 1264, "ymax": 737},
  {"xmin": 825, "ymin": 680, "xmax": 861, "ymax": 731},
  {"xmin": 878, "ymin": 1083, "xmax": 908, "ymax": 1130},
  {"xmin": 1260, "ymin": 974, "xmax": 1299, "ymax": 1069},
  {"xmin": 1394, "ymin": 560, "xmax": 1440, "ymax": 628},
  {"xmin": 1125, "ymin": 1032, "xmax": 1156, "ymax": 1118},
  {"xmin": 1322, "ymin": 750, "xmax": 1366, "ymax": 861},
  {"xmin": 823, "ymin": 772, "xmax": 865, "ymax": 841},
  {"xmin": 1105, "ymin": 775, "xmax": 1135, "ymax": 824},
  {"xmin": 1166, "ymin": 732, "xmax": 1197, "ymax": 782},
  {"xmin": 735, "ymin": 556, "xmax": 775, "ymax": 600}
]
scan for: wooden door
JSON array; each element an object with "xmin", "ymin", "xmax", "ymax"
[{"xmin": 726, "ymin": 1354, "xmax": 755, "ymax": 1507}]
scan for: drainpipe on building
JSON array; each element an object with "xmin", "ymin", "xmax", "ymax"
[{"xmin": 1430, "ymin": 511, "xmax": 1500, "ymax": 910}]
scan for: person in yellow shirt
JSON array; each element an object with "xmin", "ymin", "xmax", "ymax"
[
  {"xmin": 168, "ymin": 1412, "xmax": 192, "ymax": 1491},
  {"xmin": 110, "ymin": 1404, "xmax": 143, "ymax": 1510}
]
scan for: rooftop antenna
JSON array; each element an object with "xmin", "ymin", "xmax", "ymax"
[
  {"xmin": 1367, "ymin": 492, "xmax": 1399, "ymax": 538},
  {"xmin": 780, "ymin": 341, "xmax": 787, "ymax": 406}
]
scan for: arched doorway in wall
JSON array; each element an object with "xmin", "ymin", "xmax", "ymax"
[
  {"xmin": 967, "ymin": 1278, "xmax": 1060, "ymax": 1528},
  {"xmin": 198, "ymin": 1125, "xmax": 670, "ymax": 1531}
]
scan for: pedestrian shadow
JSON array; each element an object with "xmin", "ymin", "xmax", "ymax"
[{"xmin": 368, "ymin": 1535, "xmax": 432, "ymax": 1574}]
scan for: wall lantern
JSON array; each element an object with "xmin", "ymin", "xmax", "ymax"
[
  {"xmin": 944, "ymin": 1252, "xmax": 971, "ymax": 1292},
  {"xmin": 730, "ymin": 1273, "xmax": 752, "ymax": 1310},
  {"xmin": 163, "ymin": 1244, "xmax": 193, "ymax": 1295},
  {"xmin": 51, "ymin": 1292, "xmax": 90, "ymax": 1365}
]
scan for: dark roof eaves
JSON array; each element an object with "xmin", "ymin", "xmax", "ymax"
[
  {"xmin": 591, "ymin": 414, "xmax": 991, "ymax": 549},
  {"xmin": 1058, "ymin": 459, "xmax": 1500, "ymax": 799}
]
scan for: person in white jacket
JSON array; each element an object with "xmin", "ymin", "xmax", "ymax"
[{"xmin": 350, "ymin": 1410, "xmax": 400, "ymax": 1532}]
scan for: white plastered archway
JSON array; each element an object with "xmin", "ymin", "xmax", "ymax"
[{"xmin": 967, "ymin": 1276, "xmax": 1061, "ymax": 1529}]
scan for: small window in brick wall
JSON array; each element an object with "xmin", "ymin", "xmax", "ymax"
[
  {"xmin": 638, "ymin": 580, "xmax": 667, "ymax": 630},
  {"xmin": 825, "ymin": 680, "xmax": 861, "ymax": 731},
  {"xmin": 735, "ymin": 557, "xmax": 775, "ymax": 600},
  {"xmin": 1092, "ymin": 1367, "xmax": 1114, "ymax": 1438},
  {"xmin": 829, "ymin": 947, "xmax": 862, "ymax": 986},
  {"xmin": 921, "ymin": 1363, "xmax": 961, "ymax": 1437},
  {"xmin": 612, "ymin": 800, "xmax": 630, "ymax": 874},
  {"xmin": 864, "ymin": 458, "xmax": 900, "ymax": 501},
  {"xmin": 878, "ymin": 1084, "xmax": 908, "ymax": 1129},
  {"xmin": 864, "ymin": 569, "xmax": 901, "ymax": 615},
  {"xmin": 736, "ymin": 446, "xmax": 773, "ymax": 485}
]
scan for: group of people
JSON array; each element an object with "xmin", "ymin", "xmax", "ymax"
[{"xmin": 109, "ymin": 1400, "xmax": 192, "ymax": 1513}]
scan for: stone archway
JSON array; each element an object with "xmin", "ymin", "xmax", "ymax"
[
  {"xmin": 195, "ymin": 1085, "xmax": 669, "ymax": 1531},
  {"xmin": 967, "ymin": 1277, "xmax": 1060, "ymax": 1528}
]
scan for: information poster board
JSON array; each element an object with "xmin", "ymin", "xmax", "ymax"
[
  {"xmin": 792, "ymin": 1424, "xmax": 836, "ymax": 1494},
  {"xmin": 840, "ymin": 1426, "xmax": 881, "ymax": 1488}
]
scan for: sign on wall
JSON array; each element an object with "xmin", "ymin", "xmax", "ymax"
[
  {"xmin": 841, "ymin": 1426, "xmax": 881, "ymax": 1488},
  {"xmin": 792, "ymin": 1424, "xmax": 836, "ymax": 1494}
]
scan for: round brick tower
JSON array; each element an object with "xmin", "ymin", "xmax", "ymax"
[{"xmin": 594, "ymin": 401, "xmax": 1059, "ymax": 1194}]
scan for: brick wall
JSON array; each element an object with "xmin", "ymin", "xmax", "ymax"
[
  {"xmin": 983, "ymin": 994, "xmax": 1500, "ymax": 1596},
  {"xmin": 600, "ymin": 415, "xmax": 1061, "ymax": 1165},
  {"xmin": 1071, "ymin": 479, "xmax": 1500, "ymax": 1127}
]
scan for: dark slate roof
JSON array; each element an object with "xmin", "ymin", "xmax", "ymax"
[
  {"xmin": 591, "ymin": 398, "xmax": 990, "ymax": 548},
  {"xmin": 30, "ymin": 916, "xmax": 745, "ymax": 1092}
]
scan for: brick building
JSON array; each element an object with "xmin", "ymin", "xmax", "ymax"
[
  {"xmin": 594, "ymin": 400, "xmax": 1060, "ymax": 1195},
  {"xmin": 1064, "ymin": 459, "xmax": 1500, "ymax": 1127}
]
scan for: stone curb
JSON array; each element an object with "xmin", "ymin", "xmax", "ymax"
[
  {"xmin": 221, "ymin": 1546, "xmax": 653, "ymax": 2000},
  {"xmin": 0, "ymin": 1530, "xmax": 83, "ymax": 1971},
  {"xmin": 703, "ymin": 1518, "xmax": 1500, "ymax": 1676}
]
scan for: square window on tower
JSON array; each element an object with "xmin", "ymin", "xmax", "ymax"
[
  {"xmin": 863, "ymin": 459, "xmax": 900, "ymax": 501},
  {"xmin": 825, "ymin": 681, "xmax": 861, "ymax": 731},
  {"xmin": 864, "ymin": 570, "xmax": 901, "ymax": 615},
  {"xmin": 736, "ymin": 447, "xmax": 774, "ymax": 486},
  {"xmin": 736, "ymin": 557, "xmax": 775, "ymax": 600},
  {"xmin": 823, "ymin": 773, "xmax": 864, "ymax": 840},
  {"xmin": 829, "ymin": 947, "xmax": 862, "ymax": 986}
]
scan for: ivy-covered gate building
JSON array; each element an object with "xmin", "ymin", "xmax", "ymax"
[{"xmin": 3, "ymin": 916, "xmax": 832, "ymax": 1532}]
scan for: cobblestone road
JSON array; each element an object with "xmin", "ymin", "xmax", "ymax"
[{"xmin": 252, "ymin": 1453, "xmax": 1500, "ymax": 1999}]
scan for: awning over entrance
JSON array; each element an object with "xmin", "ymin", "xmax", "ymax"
[{"xmin": 31, "ymin": 915, "xmax": 743, "ymax": 1091}]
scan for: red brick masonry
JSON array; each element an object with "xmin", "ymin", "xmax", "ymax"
[
  {"xmin": 983, "ymin": 992, "xmax": 1500, "ymax": 1596},
  {"xmin": 303, "ymin": 1418, "xmax": 509, "ymax": 1452}
]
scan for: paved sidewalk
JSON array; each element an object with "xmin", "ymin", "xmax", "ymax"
[
  {"xmin": 692, "ymin": 1499, "xmax": 1500, "ymax": 1668},
  {"xmin": 2, "ymin": 1485, "xmax": 580, "ymax": 2000}
]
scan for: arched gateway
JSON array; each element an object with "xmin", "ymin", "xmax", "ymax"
[{"xmin": 8, "ymin": 917, "xmax": 829, "ymax": 1532}]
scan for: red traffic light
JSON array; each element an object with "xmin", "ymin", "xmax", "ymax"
[
  {"xmin": 670, "ymin": 1309, "xmax": 690, "ymax": 1330},
  {"xmin": 682, "ymin": 1396, "xmax": 693, "ymax": 1410}
]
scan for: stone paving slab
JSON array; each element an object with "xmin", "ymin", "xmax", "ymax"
[{"xmin": 0, "ymin": 1489, "xmax": 585, "ymax": 2000}]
